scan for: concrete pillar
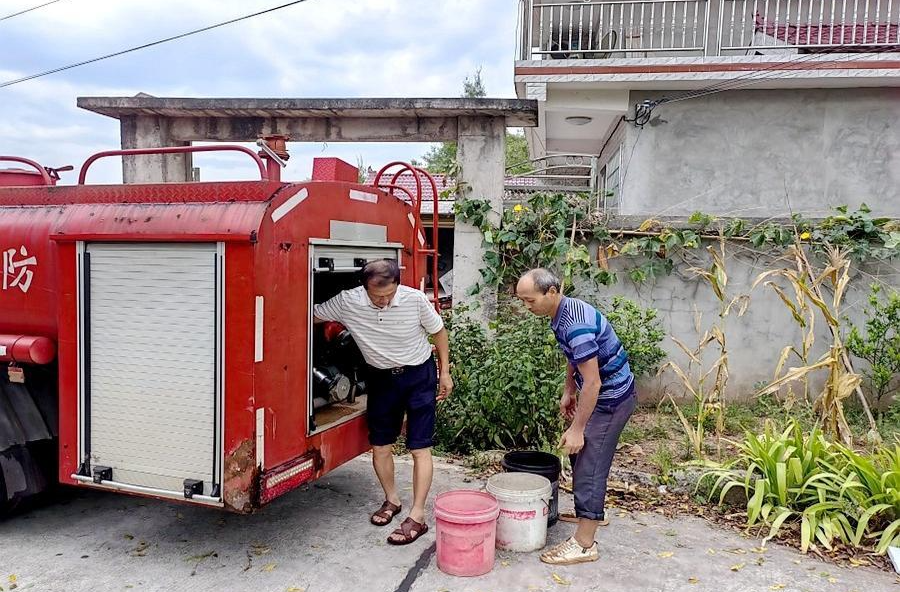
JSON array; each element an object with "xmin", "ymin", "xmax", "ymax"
[
  {"xmin": 120, "ymin": 115, "xmax": 192, "ymax": 183},
  {"xmin": 453, "ymin": 116, "xmax": 506, "ymax": 321}
]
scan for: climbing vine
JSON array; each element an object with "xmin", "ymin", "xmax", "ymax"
[{"xmin": 454, "ymin": 194, "xmax": 900, "ymax": 293}]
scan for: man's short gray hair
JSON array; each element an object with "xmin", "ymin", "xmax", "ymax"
[
  {"xmin": 524, "ymin": 268, "xmax": 561, "ymax": 294},
  {"xmin": 362, "ymin": 259, "xmax": 401, "ymax": 288}
]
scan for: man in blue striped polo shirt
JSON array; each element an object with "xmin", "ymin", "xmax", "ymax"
[{"xmin": 516, "ymin": 268, "xmax": 637, "ymax": 566}]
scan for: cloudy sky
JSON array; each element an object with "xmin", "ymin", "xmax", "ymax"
[{"xmin": 0, "ymin": 0, "xmax": 518, "ymax": 184}]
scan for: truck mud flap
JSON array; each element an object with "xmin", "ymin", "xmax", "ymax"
[{"xmin": 0, "ymin": 370, "xmax": 58, "ymax": 513}]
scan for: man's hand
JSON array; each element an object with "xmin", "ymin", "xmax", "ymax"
[
  {"xmin": 559, "ymin": 426, "xmax": 585, "ymax": 455},
  {"xmin": 559, "ymin": 391, "xmax": 577, "ymax": 421},
  {"xmin": 437, "ymin": 370, "xmax": 454, "ymax": 401}
]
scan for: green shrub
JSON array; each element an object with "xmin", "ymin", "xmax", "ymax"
[
  {"xmin": 599, "ymin": 296, "xmax": 667, "ymax": 378},
  {"xmin": 437, "ymin": 297, "xmax": 666, "ymax": 454},
  {"xmin": 436, "ymin": 305, "xmax": 566, "ymax": 453},
  {"xmin": 847, "ymin": 284, "xmax": 900, "ymax": 408}
]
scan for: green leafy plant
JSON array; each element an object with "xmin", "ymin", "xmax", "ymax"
[
  {"xmin": 847, "ymin": 285, "xmax": 900, "ymax": 409},
  {"xmin": 826, "ymin": 442, "xmax": 900, "ymax": 553},
  {"xmin": 707, "ymin": 421, "xmax": 900, "ymax": 555},
  {"xmin": 600, "ymin": 296, "xmax": 666, "ymax": 378},
  {"xmin": 707, "ymin": 421, "xmax": 847, "ymax": 553},
  {"xmin": 454, "ymin": 192, "xmax": 611, "ymax": 295},
  {"xmin": 650, "ymin": 446, "xmax": 676, "ymax": 486},
  {"xmin": 436, "ymin": 303, "xmax": 566, "ymax": 453},
  {"xmin": 456, "ymin": 198, "xmax": 899, "ymax": 296},
  {"xmin": 438, "ymin": 297, "xmax": 666, "ymax": 453}
]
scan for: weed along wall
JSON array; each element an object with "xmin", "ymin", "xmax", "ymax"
[
  {"xmin": 580, "ymin": 239, "xmax": 900, "ymax": 403},
  {"xmin": 453, "ymin": 195, "xmax": 900, "ymax": 406}
]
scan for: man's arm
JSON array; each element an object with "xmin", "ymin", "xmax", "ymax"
[
  {"xmin": 432, "ymin": 326, "xmax": 453, "ymax": 400},
  {"xmin": 571, "ymin": 357, "xmax": 601, "ymax": 432},
  {"xmin": 432, "ymin": 327, "xmax": 450, "ymax": 371},
  {"xmin": 313, "ymin": 291, "xmax": 345, "ymax": 325},
  {"xmin": 564, "ymin": 362, "xmax": 577, "ymax": 395},
  {"xmin": 560, "ymin": 362, "xmax": 577, "ymax": 419},
  {"xmin": 559, "ymin": 357, "xmax": 601, "ymax": 455},
  {"xmin": 419, "ymin": 295, "xmax": 453, "ymax": 400}
]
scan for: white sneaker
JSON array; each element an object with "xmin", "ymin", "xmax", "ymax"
[{"xmin": 540, "ymin": 537, "xmax": 599, "ymax": 565}]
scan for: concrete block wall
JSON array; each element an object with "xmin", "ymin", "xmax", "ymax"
[
  {"xmin": 575, "ymin": 239, "xmax": 900, "ymax": 402},
  {"xmin": 618, "ymin": 88, "xmax": 900, "ymax": 218}
]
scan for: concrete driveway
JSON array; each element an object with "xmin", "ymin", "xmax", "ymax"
[{"xmin": 1, "ymin": 455, "xmax": 895, "ymax": 592}]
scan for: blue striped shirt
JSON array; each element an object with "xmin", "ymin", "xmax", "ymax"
[{"xmin": 551, "ymin": 296, "xmax": 635, "ymax": 401}]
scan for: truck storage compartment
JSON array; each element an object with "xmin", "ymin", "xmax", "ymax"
[
  {"xmin": 307, "ymin": 242, "xmax": 401, "ymax": 435},
  {"xmin": 75, "ymin": 242, "xmax": 223, "ymax": 502}
]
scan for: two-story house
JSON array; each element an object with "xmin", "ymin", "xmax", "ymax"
[{"xmin": 515, "ymin": 0, "xmax": 900, "ymax": 216}]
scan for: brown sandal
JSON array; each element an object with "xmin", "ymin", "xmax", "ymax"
[
  {"xmin": 371, "ymin": 500, "xmax": 402, "ymax": 526},
  {"xmin": 387, "ymin": 517, "xmax": 429, "ymax": 545}
]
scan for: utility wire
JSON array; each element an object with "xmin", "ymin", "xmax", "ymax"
[
  {"xmin": 662, "ymin": 46, "xmax": 898, "ymax": 105},
  {"xmin": 0, "ymin": 0, "xmax": 66, "ymax": 22},
  {"xmin": 0, "ymin": 0, "xmax": 311, "ymax": 88},
  {"xmin": 616, "ymin": 47, "xmax": 896, "ymax": 209}
]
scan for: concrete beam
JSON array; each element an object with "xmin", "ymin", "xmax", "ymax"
[
  {"xmin": 120, "ymin": 115, "xmax": 192, "ymax": 184},
  {"xmin": 77, "ymin": 96, "xmax": 539, "ymax": 128},
  {"xmin": 453, "ymin": 116, "xmax": 506, "ymax": 322},
  {"xmin": 165, "ymin": 116, "xmax": 460, "ymax": 143}
]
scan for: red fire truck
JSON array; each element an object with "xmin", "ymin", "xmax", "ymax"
[{"xmin": 0, "ymin": 145, "xmax": 438, "ymax": 514}]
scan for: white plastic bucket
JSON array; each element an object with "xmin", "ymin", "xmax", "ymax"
[{"xmin": 486, "ymin": 472, "xmax": 552, "ymax": 552}]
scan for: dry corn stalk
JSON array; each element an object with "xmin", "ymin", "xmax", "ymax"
[{"xmin": 752, "ymin": 244, "xmax": 877, "ymax": 444}]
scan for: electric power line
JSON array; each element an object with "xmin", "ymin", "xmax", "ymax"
[
  {"xmin": 616, "ymin": 47, "xmax": 898, "ymax": 208},
  {"xmin": 0, "ymin": 0, "xmax": 311, "ymax": 88},
  {"xmin": 662, "ymin": 46, "xmax": 898, "ymax": 106},
  {"xmin": 0, "ymin": 0, "xmax": 66, "ymax": 22}
]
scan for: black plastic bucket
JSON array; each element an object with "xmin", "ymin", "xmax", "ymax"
[{"xmin": 501, "ymin": 450, "xmax": 562, "ymax": 526}]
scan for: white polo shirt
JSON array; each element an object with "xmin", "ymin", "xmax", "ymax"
[{"xmin": 313, "ymin": 285, "xmax": 444, "ymax": 369}]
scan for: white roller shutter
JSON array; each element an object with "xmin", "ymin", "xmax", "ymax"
[
  {"xmin": 312, "ymin": 244, "xmax": 402, "ymax": 271},
  {"xmin": 84, "ymin": 243, "xmax": 221, "ymax": 496}
]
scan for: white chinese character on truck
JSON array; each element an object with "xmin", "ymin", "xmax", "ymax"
[{"xmin": 2, "ymin": 245, "xmax": 37, "ymax": 294}]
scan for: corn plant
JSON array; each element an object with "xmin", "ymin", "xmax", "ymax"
[
  {"xmin": 662, "ymin": 241, "xmax": 748, "ymax": 459},
  {"xmin": 662, "ymin": 310, "xmax": 717, "ymax": 460},
  {"xmin": 753, "ymin": 245, "xmax": 878, "ymax": 445}
]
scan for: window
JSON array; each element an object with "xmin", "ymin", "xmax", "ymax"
[{"xmin": 599, "ymin": 145, "xmax": 622, "ymax": 212}]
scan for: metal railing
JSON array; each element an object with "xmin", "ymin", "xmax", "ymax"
[
  {"xmin": 504, "ymin": 154, "xmax": 599, "ymax": 201},
  {"xmin": 520, "ymin": 0, "xmax": 711, "ymax": 58},
  {"xmin": 719, "ymin": 0, "xmax": 900, "ymax": 53},
  {"xmin": 518, "ymin": 0, "xmax": 900, "ymax": 58}
]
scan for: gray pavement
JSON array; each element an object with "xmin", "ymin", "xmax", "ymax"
[{"xmin": 0, "ymin": 454, "xmax": 896, "ymax": 592}]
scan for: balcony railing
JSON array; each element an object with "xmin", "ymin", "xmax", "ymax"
[
  {"xmin": 517, "ymin": 0, "xmax": 900, "ymax": 59},
  {"xmin": 504, "ymin": 154, "xmax": 599, "ymax": 201},
  {"xmin": 720, "ymin": 0, "xmax": 900, "ymax": 53}
]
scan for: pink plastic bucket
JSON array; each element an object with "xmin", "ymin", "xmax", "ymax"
[{"xmin": 434, "ymin": 490, "xmax": 500, "ymax": 577}]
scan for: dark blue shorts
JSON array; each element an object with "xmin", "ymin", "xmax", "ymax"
[{"xmin": 365, "ymin": 357, "xmax": 437, "ymax": 450}]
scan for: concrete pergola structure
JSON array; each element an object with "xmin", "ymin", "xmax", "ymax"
[{"xmin": 77, "ymin": 96, "xmax": 539, "ymax": 319}]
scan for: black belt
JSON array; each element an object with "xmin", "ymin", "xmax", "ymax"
[{"xmin": 368, "ymin": 358, "xmax": 432, "ymax": 376}]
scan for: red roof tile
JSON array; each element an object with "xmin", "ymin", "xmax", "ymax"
[{"xmin": 755, "ymin": 14, "xmax": 899, "ymax": 48}]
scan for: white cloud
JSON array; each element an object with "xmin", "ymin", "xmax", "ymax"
[{"xmin": 0, "ymin": 0, "xmax": 519, "ymax": 185}]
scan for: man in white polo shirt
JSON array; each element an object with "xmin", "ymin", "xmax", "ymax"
[{"xmin": 313, "ymin": 259, "xmax": 452, "ymax": 546}]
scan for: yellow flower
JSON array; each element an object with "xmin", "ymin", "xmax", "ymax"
[
  {"xmin": 513, "ymin": 204, "xmax": 523, "ymax": 212},
  {"xmin": 800, "ymin": 231, "xmax": 811, "ymax": 240}
]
